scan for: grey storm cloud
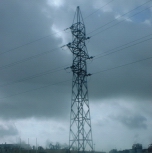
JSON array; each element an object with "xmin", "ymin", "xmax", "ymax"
[
  {"xmin": 0, "ymin": 124, "xmax": 18, "ymax": 137},
  {"xmin": 0, "ymin": 0, "xmax": 151, "ymax": 121},
  {"xmin": 0, "ymin": 1, "xmax": 151, "ymax": 151},
  {"xmin": 111, "ymin": 114, "xmax": 147, "ymax": 129},
  {"xmin": 0, "ymin": 84, "xmax": 71, "ymax": 119},
  {"xmin": 0, "ymin": 0, "xmax": 72, "ymax": 119}
]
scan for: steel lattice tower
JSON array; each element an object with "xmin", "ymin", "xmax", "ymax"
[{"xmin": 67, "ymin": 6, "xmax": 93, "ymax": 152}]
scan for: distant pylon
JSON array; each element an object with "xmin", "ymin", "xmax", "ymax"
[{"xmin": 67, "ymin": 6, "xmax": 93, "ymax": 152}]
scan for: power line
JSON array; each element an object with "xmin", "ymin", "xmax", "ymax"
[
  {"xmin": 0, "ymin": 30, "xmax": 151, "ymax": 81},
  {"xmin": 0, "ymin": 0, "xmax": 150, "ymax": 62},
  {"xmin": 93, "ymin": 56, "xmax": 152, "ymax": 75},
  {"xmin": 1, "ymin": 32, "xmax": 151, "ymax": 71},
  {"xmin": 87, "ymin": 0, "xmax": 151, "ymax": 36},
  {"xmin": 90, "ymin": 6, "xmax": 152, "ymax": 37},
  {"xmin": 0, "ymin": 34, "xmax": 152, "ymax": 83},
  {"xmin": 88, "ymin": 0, "xmax": 151, "ymax": 35},
  {"xmin": 0, "ymin": 65, "xmax": 68, "ymax": 88},
  {"xmin": 0, "ymin": 1, "xmax": 114, "ymax": 56},
  {"xmin": 0, "ymin": 47, "xmax": 59, "ymax": 71},
  {"xmin": 84, "ymin": 0, "xmax": 115, "ymax": 19},
  {"xmin": 0, "ymin": 79, "xmax": 71, "ymax": 100},
  {"xmin": 95, "ymin": 33, "xmax": 152, "ymax": 57},
  {"xmin": 94, "ymin": 34, "xmax": 152, "ymax": 60},
  {"xmin": 0, "ymin": 56, "xmax": 151, "ymax": 100},
  {"xmin": 0, "ymin": 31, "xmax": 65, "ymax": 56},
  {"xmin": 0, "ymin": 32, "xmax": 150, "ymax": 88},
  {"xmin": 0, "ymin": 4, "xmax": 151, "ymax": 101},
  {"xmin": 0, "ymin": 32, "xmax": 151, "ymax": 89}
]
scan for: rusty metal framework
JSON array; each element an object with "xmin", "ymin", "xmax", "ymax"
[{"xmin": 67, "ymin": 6, "xmax": 93, "ymax": 152}]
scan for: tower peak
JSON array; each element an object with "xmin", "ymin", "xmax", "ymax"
[{"xmin": 73, "ymin": 6, "xmax": 84, "ymax": 24}]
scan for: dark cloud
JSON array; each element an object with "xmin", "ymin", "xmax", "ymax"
[
  {"xmin": 88, "ymin": 20, "xmax": 152, "ymax": 101},
  {"xmin": 0, "ymin": 0, "xmax": 71, "ymax": 119},
  {"xmin": 0, "ymin": 124, "xmax": 18, "ymax": 137},
  {"xmin": 0, "ymin": 0, "xmax": 151, "ymax": 121},
  {"xmin": 0, "ymin": 1, "xmax": 151, "ymax": 151},
  {"xmin": 111, "ymin": 114, "xmax": 147, "ymax": 129},
  {"xmin": 0, "ymin": 84, "xmax": 71, "ymax": 119}
]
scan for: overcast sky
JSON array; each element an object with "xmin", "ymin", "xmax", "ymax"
[{"xmin": 0, "ymin": 0, "xmax": 152, "ymax": 152}]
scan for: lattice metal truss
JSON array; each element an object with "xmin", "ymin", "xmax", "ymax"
[{"xmin": 67, "ymin": 6, "xmax": 93, "ymax": 152}]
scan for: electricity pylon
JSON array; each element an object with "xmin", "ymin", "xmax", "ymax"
[{"xmin": 67, "ymin": 6, "xmax": 93, "ymax": 153}]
